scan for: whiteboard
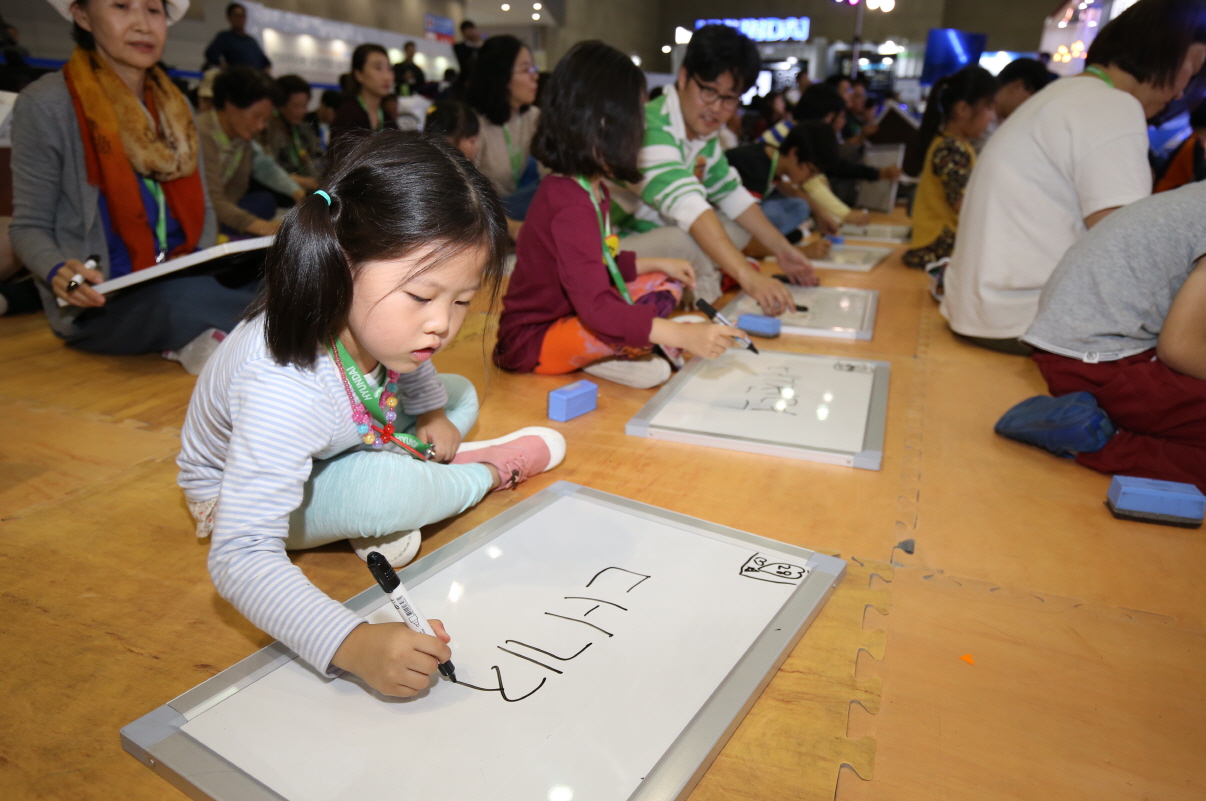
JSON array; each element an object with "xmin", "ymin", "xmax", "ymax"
[
  {"xmin": 627, "ymin": 350, "xmax": 889, "ymax": 470},
  {"xmin": 837, "ymin": 223, "xmax": 911, "ymax": 244},
  {"xmin": 811, "ymin": 244, "xmax": 893, "ymax": 272},
  {"xmin": 121, "ymin": 483, "xmax": 845, "ymax": 801},
  {"xmin": 723, "ymin": 286, "xmax": 878, "ymax": 341},
  {"xmin": 854, "ymin": 144, "xmax": 906, "ymax": 212}
]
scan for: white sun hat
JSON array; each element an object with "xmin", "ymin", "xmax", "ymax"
[{"xmin": 45, "ymin": 0, "xmax": 191, "ymax": 26}]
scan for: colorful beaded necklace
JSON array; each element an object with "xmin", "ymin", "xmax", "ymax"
[{"xmin": 328, "ymin": 336, "xmax": 433, "ymax": 460}]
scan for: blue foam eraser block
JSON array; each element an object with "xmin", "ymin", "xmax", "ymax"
[
  {"xmin": 826, "ymin": 235, "xmax": 845, "ymax": 245},
  {"xmin": 737, "ymin": 314, "xmax": 781, "ymax": 338},
  {"xmin": 548, "ymin": 380, "xmax": 598, "ymax": 422},
  {"xmin": 1107, "ymin": 475, "xmax": 1205, "ymax": 527}
]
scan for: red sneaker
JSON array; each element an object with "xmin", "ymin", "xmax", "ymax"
[{"xmin": 451, "ymin": 427, "xmax": 567, "ymax": 491}]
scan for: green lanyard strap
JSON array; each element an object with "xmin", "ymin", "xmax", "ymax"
[
  {"xmin": 503, "ymin": 124, "xmax": 524, "ymax": 188},
  {"xmin": 1085, "ymin": 65, "xmax": 1115, "ymax": 89},
  {"xmin": 357, "ymin": 95, "xmax": 386, "ymax": 130},
  {"xmin": 574, "ymin": 176, "xmax": 633, "ymax": 304},
  {"xmin": 764, "ymin": 148, "xmax": 781, "ymax": 199},
  {"xmin": 209, "ymin": 110, "xmax": 244, "ymax": 185},
  {"xmin": 327, "ymin": 337, "xmax": 434, "ymax": 460},
  {"xmin": 140, "ymin": 176, "xmax": 167, "ymax": 262}
]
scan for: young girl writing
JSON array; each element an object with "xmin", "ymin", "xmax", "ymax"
[
  {"xmin": 177, "ymin": 131, "xmax": 566, "ymax": 698},
  {"xmin": 493, "ymin": 40, "xmax": 744, "ymax": 389},
  {"xmin": 903, "ymin": 66, "xmax": 998, "ymax": 274}
]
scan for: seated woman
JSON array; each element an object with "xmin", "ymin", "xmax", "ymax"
[
  {"xmin": 995, "ymin": 182, "xmax": 1206, "ymax": 492},
  {"xmin": 902, "ymin": 66, "xmax": 998, "ymax": 274},
  {"xmin": 424, "ymin": 99, "xmax": 480, "ymax": 161},
  {"xmin": 941, "ymin": 0, "xmax": 1206, "ymax": 355},
  {"xmin": 10, "ymin": 0, "xmax": 257, "ymax": 368},
  {"xmin": 198, "ymin": 66, "xmax": 303, "ymax": 238},
  {"xmin": 260, "ymin": 74, "xmax": 323, "ymax": 191},
  {"xmin": 493, "ymin": 41, "xmax": 741, "ymax": 390},
  {"xmin": 467, "ymin": 35, "xmax": 541, "ymax": 224},
  {"xmin": 330, "ymin": 44, "xmax": 396, "ymax": 154}
]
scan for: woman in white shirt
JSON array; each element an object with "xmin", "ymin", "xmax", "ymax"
[{"xmin": 940, "ymin": 0, "xmax": 1206, "ymax": 354}]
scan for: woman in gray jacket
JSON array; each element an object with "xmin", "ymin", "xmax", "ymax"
[{"xmin": 10, "ymin": 0, "xmax": 257, "ymax": 366}]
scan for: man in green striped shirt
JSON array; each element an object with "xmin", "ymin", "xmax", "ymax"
[{"xmin": 615, "ymin": 25, "xmax": 816, "ymax": 315}]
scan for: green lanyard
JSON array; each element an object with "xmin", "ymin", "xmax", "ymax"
[
  {"xmin": 328, "ymin": 337, "xmax": 434, "ymax": 460},
  {"xmin": 290, "ymin": 124, "xmax": 307, "ymax": 167},
  {"xmin": 764, "ymin": 148, "xmax": 781, "ymax": 199},
  {"xmin": 1085, "ymin": 65, "xmax": 1114, "ymax": 89},
  {"xmin": 209, "ymin": 111, "xmax": 244, "ymax": 184},
  {"xmin": 573, "ymin": 176, "xmax": 633, "ymax": 304},
  {"xmin": 358, "ymin": 95, "xmax": 385, "ymax": 130},
  {"xmin": 140, "ymin": 176, "xmax": 167, "ymax": 262},
  {"xmin": 503, "ymin": 124, "xmax": 523, "ymax": 187}
]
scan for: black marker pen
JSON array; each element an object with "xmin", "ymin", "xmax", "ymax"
[
  {"xmin": 366, "ymin": 552, "xmax": 456, "ymax": 683},
  {"xmin": 696, "ymin": 299, "xmax": 759, "ymax": 354}
]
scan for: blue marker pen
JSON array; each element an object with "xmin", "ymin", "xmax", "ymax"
[{"xmin": 366, "ymin": 551, "xmax": 456, "ymax": 683}]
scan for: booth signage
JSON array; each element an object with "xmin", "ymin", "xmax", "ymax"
[
  {"xmin": 694, "ymin": 17, "xmax": 811, "ymax": 43},
  {"xmin": 424, "ymin": 13, "xmax": 456, "ymax": 44}
]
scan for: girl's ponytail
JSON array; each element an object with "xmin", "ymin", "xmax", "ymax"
[
  {"xmin": 257, "ymin": 191, "xmax": 353, "ymax": 369},
  {"xmin": 905, "ymin": 75, "xmax": 951, "ymax": 177}
]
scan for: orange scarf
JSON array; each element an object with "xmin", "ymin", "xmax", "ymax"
[{"xmin": 63, "ymin": 48, "xmax": 206, "ymax": 270}]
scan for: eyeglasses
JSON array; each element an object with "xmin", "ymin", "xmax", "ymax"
[
  {"xmin": 692, "ymin": 77, "xmax": 742, "ymax": 109},
  {"xmin": 513, "ymin": 64, "xmax": 539, "ymax": 75}
]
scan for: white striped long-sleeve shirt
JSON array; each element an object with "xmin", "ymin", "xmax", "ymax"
[
  {"xmin": 621, "ymin": 84, "xmax": 757, "ymax": 233},
  {"xmin": 177, "ymin": 316, "xmax": 448, "ymax": 674}
]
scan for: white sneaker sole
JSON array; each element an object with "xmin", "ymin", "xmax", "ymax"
[{"xmin": 455, "ymin": 426, "xmax": 567, "ymax": 471}]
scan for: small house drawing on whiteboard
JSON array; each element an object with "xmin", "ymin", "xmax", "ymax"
[{"xmin": 740, "ymin": 553, "xmax": 809, "ymax": 585}]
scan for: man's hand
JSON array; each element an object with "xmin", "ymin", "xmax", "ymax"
[{"xmin": 775, "ymin": 247, "xmax": 819, "ymax": 287}]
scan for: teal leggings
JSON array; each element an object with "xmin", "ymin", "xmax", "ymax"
[{"xmin": 285, "ymin": 374, "xmax": 493, "ymax": 549}]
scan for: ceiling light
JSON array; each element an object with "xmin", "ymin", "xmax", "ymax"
[
  {"xmin": 661, "ymin": 45, "xmax": 671, "ymax": 54},
  {"xmin": 532, "ymin": 12, "xmax": 540, "ymax": 20}
]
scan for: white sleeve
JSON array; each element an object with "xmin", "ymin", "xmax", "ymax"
[{"xmin": 1072, "ymin": 109, "xmax": 1151, "ymax": 218}]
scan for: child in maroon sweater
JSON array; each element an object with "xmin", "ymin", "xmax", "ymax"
[{"xmin": 493, "ymin": 41, "xmax": 742, "ymax": 389}]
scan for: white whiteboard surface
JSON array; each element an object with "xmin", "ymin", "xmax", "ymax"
[
  {"xmin": 723, "ymin": 286, "xmax": 878, "ymax": 341},
  {"xmin": 854, "ymin": 144, "xmax": 906, "ymax": 212},
  {"xmin": 627, "ymin": 350, "xmax": 889, "ymax": 470},
  {"xmin": 121, "ymin": 484, "xmax": 845, "ymax": 801},
  {"xmin": 811, "ymin": 244, "xmax": 893, "ymax": 272},
  {"xmin": 837, "ymin": 223, "xmax": 911, "ymax": 244}
]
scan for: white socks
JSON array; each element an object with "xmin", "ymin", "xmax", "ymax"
[{"xmin": 163, "ymin": 328, "xmax": 227, "ymax": 375}]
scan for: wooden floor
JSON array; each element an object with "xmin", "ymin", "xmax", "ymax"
[{"xmin": 2, "ymin": 211, "xmax": 1203, "ymax": 800}]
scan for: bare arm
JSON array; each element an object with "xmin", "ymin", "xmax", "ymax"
[
  {"xmin": 687, "ymin": 209, "xmax": 794, "ymax": 314},
  {"xmin": 1084, "ymin": 206, "xmax": 1119, "ymax": 230},
  {"xmin": 1157, "ymin": 256, "xmax": 1206, "ymax": 380},
  {"xmin": 734, "ymin": 203, "xmax": 818, "ymax": 287}
]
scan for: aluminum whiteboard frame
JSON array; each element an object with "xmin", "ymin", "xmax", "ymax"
[
  {"xmin": 627, "ymin": 353, "xmax": 890, "ymax": 471},
  {"xmin": 721, "ymin": 287, "xmax": 879, "ymax": 341},
  {"xmin": 121, "ymin": 482, "xmax": 846, "ymax": 801},
  {"xmin": 810, "ymin": 244, "xmax": 894, "ymax": 273},
  {"xmin": 854, "ymin": 143, "xmax": 906, "ymax": 212}
]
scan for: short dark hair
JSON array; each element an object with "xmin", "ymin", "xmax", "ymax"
[
  {"xmin": 779, "ymin": 124, "xmax": 818, "ymax": 166},
  {"xmin": 275, "ymin": 74, "xmax": 311, "ymax": 104},
  {"xmin": 532, "ymin": 40, "xmax": 647, "ymax": 184},
  {"xmin": 351, "ymin": 43, "xmax": 389, "ymax": 89},
  {"xmin": 794, "ymin": 82, "xmax": 846, "ymax": 121},
  {"xmin": 997, "ymin": 57, "xmax": 1055, "ymax": 94},
  {"xmin": 795, "ymin": 120, "xmax": 841, "ymax": 175},
  {"xmin": 1086, "ymin": 0, "xmax": 1206, "ymax": 88},
  {"xmin": 425, "ymin": 99, "xmax": 480, "ymax": 143},
  {"xmin": 461, "ymin": 20, "xmax": 476, "ymax": 32},
  {"xmin": 225, "ymin": 2, "xmax": 244, "ymax": 17},
  {"xmin": 824, "ymin": 74, "xmax": 852, "ymax": 89},
  {"xmin": 250, "ymin": 131, "xmax": 509, "ymax": 369},
  {"xmin": 213, "ymin": 66, "xmax": 280, "ymax": 110},
  {"xmin": 404, "ymin": 41, "xmax": 416, "ymax": 51},
  {"xmin": 468, "ymin": 35, "xmax": 529, "ymax": 125},
  {"xmin": 320, "ymin": 90, "xmax": 344, "ymax": 109},
  {"xmin": 682, "ymin": 24, "xmax": 761, "ymax": 94}
]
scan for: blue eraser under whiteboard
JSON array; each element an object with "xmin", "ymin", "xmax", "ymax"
[
  {"xmin": 548, "ymin": 380, "xmax": 598, "ymax": 422},
  {"xmin": 1106, "ymin": 475, "xmax": 1204, "ymax": 528},
  {"xmin": 737, "ymin": 314, "xmax": 781, "ymax": 338},
  {"xmin": 825, "ymin": 235, "xmax": 845, "ymax": 245}
]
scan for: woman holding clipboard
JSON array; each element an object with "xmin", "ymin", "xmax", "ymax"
[{"xmin": 9, "ymin": 0, "xmax": 257, "ymax": 369}]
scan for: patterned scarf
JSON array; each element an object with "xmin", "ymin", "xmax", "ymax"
[{"xmin": 63, "ymin": 47, "xmax": 206, "ymax": 270}]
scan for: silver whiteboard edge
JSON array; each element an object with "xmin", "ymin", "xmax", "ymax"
[
  {"xmin": 641, "ymin": 426, "xmax": 858, "ymax": 467},
  {"xmin": 121, "ymin": 483, "xmax": 846, "ymax": 801},
  {"xmin": 633, "ymin": 557, "xmax": 846, "ymax": 801},
  {"xmin": 855, "ymin": 360, "xmax": 891, "ymax": 471},
  {"xmin": 718, "ymin": 287, "xmax": 878, "ymax": 341}
]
